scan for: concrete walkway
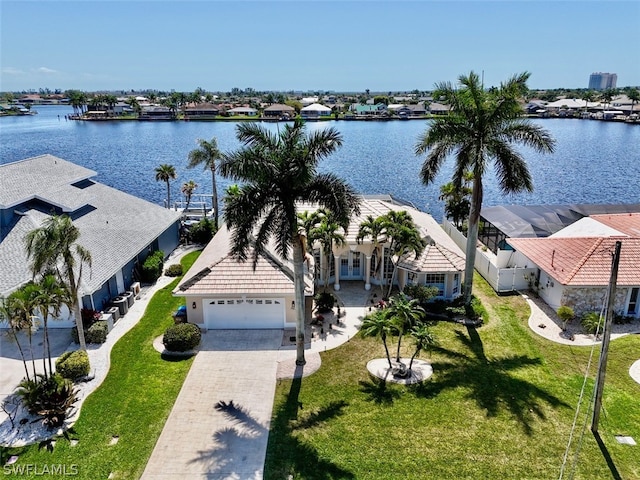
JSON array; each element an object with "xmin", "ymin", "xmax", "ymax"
[{"xmin": 142, "ymin": 282, "xmax": 370, "ymax": 480}]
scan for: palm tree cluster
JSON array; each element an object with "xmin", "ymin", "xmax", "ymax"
[
  {"xmin": 416, "ymin": 71, "xmax": 555, "ymax": 307},
  {"xmin": 361, "ymin": 294, "xmax": 436, "ymax": 373},
  {"xmin": 356, "ymin": 210, "xmax": 425, "ymax": 298},
  {"xmin": 220, "ymin": 119, "xmax": 360, "ymax": 365}
]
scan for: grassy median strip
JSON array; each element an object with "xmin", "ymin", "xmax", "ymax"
[
  {"xmin": 3, "ymin": 251, "xmax": 200, "ymax": 479},
  {"xmin": 265, "ymin": 274, "xmax": 640, "ymax": 479}
]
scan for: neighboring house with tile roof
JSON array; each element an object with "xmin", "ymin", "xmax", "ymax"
[
  {"xmin": 507, "ymin": 214, "xmax": 640, "ymax": 317},
  {"xmin": 0, "ymin": 155, "xmax": 182, "ymax": 327},
  {"xmin": 174, "ymin": 195, "xmax": 465, "ymax": 330}
]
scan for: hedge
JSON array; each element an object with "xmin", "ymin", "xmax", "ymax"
[
  {"xmin": 162, "ymin": 323, "xmax": 201, "ymax": 352},
  {"xmin": 55, "ymin": 350, "xmax": 91, "ymax": 380}
]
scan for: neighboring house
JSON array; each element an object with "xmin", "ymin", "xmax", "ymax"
[
  {"xmin": 300, "ymin": 103, "xmax": 332, "ymax": 118},
  {"xmin": 263, "ymin": 103, "xmax": 296, "ymax": 118},
  {"xmin": 227, "ymin": 106, "xmax": 258, "ymax": 116},
  {"xmin": 301, "ymin": 96, "xmax": 319, "ymax": 106},
  {"xmin": 507, "ymin": 213, "xmax": 640, "ymax": 317},
  {"xmin": 139, "ymin": 106, "xmax": 175, "ymax": 120},
  {"xmin": 174, "ymin": 195, "xmax": 465, "ymax": 331},
  {"xmin": 442, "ymin": 203, "xmax": 640, "ymax": 295},
  {"xmin": 0, "ymin": 155, "xmax": 182, "ymax": 327},
  {"xmin": 184, "ymin": 103, "xmax": 221, "ymax": 119},
  {"xmin": 428, "ymin": 102, "xmax": 451, "ymax": 115},
  {"xmin": 354, "ymin": 104, "xmax": 388, "ymax": 116},
  {"xmin": 408, "ymin": 104, "xmax": 427, "ymax": 116}
]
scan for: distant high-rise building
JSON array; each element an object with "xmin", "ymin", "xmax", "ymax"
[{"xmin": 588, "ymin": 72, "xmax": 617, "ymax": 90}]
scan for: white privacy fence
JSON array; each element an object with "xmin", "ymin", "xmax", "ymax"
[{"xmin": 441, "ymin": 219, "xmax": 536, "ymax": 293}]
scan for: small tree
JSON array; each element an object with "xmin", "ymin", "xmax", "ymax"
[
  {"xmin": 361, "ymin": 310, "xmax": 394, "ymax": 368},
  {"xmin": 386, "ymin": 294, "xmax": 425, "ymax": 363},
  {"xmin": 409, "ymin": 324, "xmax": 437, "ymax": 371},
  {"xmin": 557, "ymin": 305, "xmax": 575, "ymax": 331}
]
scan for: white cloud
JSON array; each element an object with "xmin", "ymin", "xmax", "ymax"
[
  {"xmin": 2, "ymin": 67, "xmax": 25, "ymax": 75},
  {"xmin": 35, "ymin": 67, "xmax": 58, "ymax": 74}
]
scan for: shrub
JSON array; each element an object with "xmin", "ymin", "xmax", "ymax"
[
  {"xmin": 468, "ymin": 296, "xmax": 488, "ymax": 322},
  {"xmin": 557, "ymin": 306, "xmax": 575, "ymax": 329},
  {"xmin": 16, "ymin": 373, "xmax": 78, "ymax": 428},
  {"xmin": 581, "ymin": 311, "xmax": 602, "ymax": 335},
  {"xmin": 404, "ymin": 284, "xmax": 439, "ymax": 304},
  {"xmin": 142, "ymin": 250, "xmax": 165, "ymax": 282},
  {"xmin": 189, "ymin": 218, "xmax": 216, "ymax": 244},
  {"xmin": 55, "ymin": 350, "xmax": 90, "ymax": 380},
  {"xmin": 80, "ymin": 308, "xmax": 101, "ymax": 329},
  {"xmin": 163, "ymin": 323, "xmax": 201, "ymax": 352},
  {"xmin": 73, "ymin": 321, "xmax": 108, "ymax": 344},
  {"xmin": 164, "ymin": 263, "xmax": 183, "ymax": 277},
  {"xmin": 314, "ymin": 291, "xmax": 335, "ymax": 313},
  {"xmin": 614, "ymin": 313, "xmax": 634, "ymax": 325}
]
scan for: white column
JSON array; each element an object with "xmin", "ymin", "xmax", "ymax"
[
  {"xmin": 364, "ymin": 255, "xmax": 372, "ymax": 291},
  {"xmin": 334, "ymin": 255, "xmax": 341, "ymax": 291}
]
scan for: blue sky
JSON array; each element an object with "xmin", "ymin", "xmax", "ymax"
[{"xmin": 1, "ymin": 1, "xmax": 639, "ymax": 92}]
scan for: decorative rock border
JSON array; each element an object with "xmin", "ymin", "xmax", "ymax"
[
  {"xmin": 630, "ymin": 360, "xmax": 640, "ymax": 385},
  {"xmin": 366, "ymin": 358, "xmax": 433, "ymax": 385}
]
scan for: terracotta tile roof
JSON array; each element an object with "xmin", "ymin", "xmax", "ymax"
[
  {"xmin": 590, "ymin": 213, "xmax": 640, "ymax": 238},
  {"xmin": 177, "ymin": 247, "xmax": 295, "ymax": 296},
  {"xmin": 507, "ymin": 237, "xmax": 640, "ymax": 286},
  {"xmin": 398, "ymin": 242, "xmax": 465, "ymax": 273}
]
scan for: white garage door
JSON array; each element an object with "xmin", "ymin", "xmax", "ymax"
[{"xmin": 203, "ymin": 298, "xmax": 285, "ymax": 329}]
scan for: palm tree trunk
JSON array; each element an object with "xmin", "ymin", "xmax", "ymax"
[
  {"xmin": 67, "ymin": 266, "xmax": 87, "ymax": 351},
  {"xmin": 382, "ymin": 334, "xmax": 392, "ymax": 368},
  {"xmin": 43, "ymin": 315, "xmax": 53, "ymax": 378},
  {"xmin": 166, "ymin": 181, "xmax": 171, "ymax": 209},
  {"xmin": 211, "ymin": 166, "xmax": 219, "ymax": 230},
  {"xmin": 27, "ymin": 327, "xmax": 37, "ymax": 379},
  {"xmin": 10, "ymin": 327, "xmax": 30, "ymax": 381},
  {"xmin": 395, "ymin": 328, "xmax": 404, "ymax": 362},
  {"xmin": 292, "ymin": 236, "xmax": 307, "ymax": 366},
  {"xmin": 463, "ymin": 175, "xmax": 483, "ymax": 306}
]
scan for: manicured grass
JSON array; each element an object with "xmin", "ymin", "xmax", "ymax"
[
  {"xmin": 2, "ymin": 251, "xmax": 201, "ymax": 479},
  {"xmin": 265, "ymin": 274, "xmax": 640, "ymax": 479}
]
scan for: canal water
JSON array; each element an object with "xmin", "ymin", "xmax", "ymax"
[{"xmin": 1, "ymin": 105, "xmax": 638, "ymax": 221}]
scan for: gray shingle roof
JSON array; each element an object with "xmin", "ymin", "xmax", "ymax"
[{"xmin": 0, "ymin": 155, "xmax": 181, "ymax": 296}]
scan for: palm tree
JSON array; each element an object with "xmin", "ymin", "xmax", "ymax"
[
  {"xmin": 31, "ymin": 275, "xmax": 72, "ymax": 378},
  {"xmin": 383, "ymin": 211, "xmax": 425, "ymax": 298},
  {"xmin": 181, "ymin": 180, "xmax": 198, "ymax": 212},
  {"xmin": 155, "ymin": 164, "xmax": 177, "ymax": 209},
  {"xmin": 356, "ymin": 215, "xmax": 387, "ymax": 294},
  {"xmin": 627, "ymin": 88, "xmax": 640, "ymax": 118},
  {"xmin": 5, "ymin": 287, "xmax": 39, "ymax": 379},
  {"xmin": 416, "ymin": 71, "xmax": 555, "ymax": 306},
  {"xmin": 439, "ymin": 171, "xmax": 473, "ymax": 229},
  {"xmin": 309, "ymin": 213, "xmax": 347, "ymax": 290},
  {"xmin": 221, "ymin": 119, "xmax": 360, "ymax": 365},
  {"xmin": 0, "ymin": 294, "xmax": 34, "ymax": 381},
  {"xmin": 581, "ymin": 90, "xmax": 595, "ymax": 114},
  {"xmin": 408, "ymin": 324, "xmax": 436, "ymax": 371},
  {"xmin": 386, "ymin": 294, "xmax": 425, "ymax": 363},
  {"xmin": 361, "ymin": 310, "xmax": 394, "ymax": 368},
  {"xmin": 126, "ymin": 97, "xmax": 141, "ymax": 117},
  {"xmin": 187, "ymin": 137, "xmax": 222, "ymax": 228},
  {"xmin": 24, "ymin": 214, "xmax": 92, "ymax": 350}
]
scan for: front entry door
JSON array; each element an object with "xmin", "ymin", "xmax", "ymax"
[{"xmin": 340, "ymin": 252, "xmax": 363, "ymax": 280}]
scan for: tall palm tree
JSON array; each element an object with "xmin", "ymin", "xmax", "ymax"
[
  {"xmin": 31, "ymin": 275, "xmax": 72, "ymax": 378},
  {"xmin": 0, "ymin": 294, "xmax": 34, "ymax": 381},
  {"xmin": 155, "ymin": 164, "xmax": 177, "ymax": 209},
  {"xmin": 383, "ymin": 211, "xmax": 425, "ymax": 298},
  {"xmin": 356, "ymin": 215, "xmax": 387, "ymax": 293},
  {"xmin": 309, "ymin": 213, "xmax": 347, "ymax": 290},
  {"xmin": 386, "ymin": 294, "xmax": 425, "ymax": 363},
  {"xmin": 187, "ymin": 137, "xmax": 222, "ymax": 228},
  {"xmin": 408, "ymin": 324, "xmax": 436, "ymax": 371},
  {"xmin": 361, "ymin": 310, "xmax": 394, "ymax": 368},
  {"xmin": 627, "ymin": 88, "xmax": 640, "ymax": 118},
  {"xmin": 181, "ymin": 180, "xmax": 198, "ymax": 212},
  {"xmin": 5, "ymin": 287, "xmax": 39, "ymax": 379},
  {"xmin": 221, "ymin": 119, "xmax": 360, "ymax": 366},
  {"xmin": 24, "ymin": 214, "xmax": 92, "ymax": 350},
  {"xmin": 416, "ymin": 71, "xmax": 555, "ymax": 306}
]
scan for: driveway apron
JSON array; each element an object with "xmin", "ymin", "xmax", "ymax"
[{"xmin": 141, "ymin": 330, "xmax": 282, "ymax": 480}]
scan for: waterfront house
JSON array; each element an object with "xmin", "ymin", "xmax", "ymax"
[
  {"xmin": 442, "ymin": 204, "xmax": 640, "ymax": 317},
  {"xmin": 507, "ymin": 214, "xmax": 640, "ymax": 318},
  {"xmin": 139, "ymin": 106, "xmax": 175, "ymax": 120},
  {"xmin": 184, "ymin": 103, "xmax": 221, "ymax": 119},
  {"xmin": 0, "ymin": 155, "xmax": 181, "ymax": 328},
  {"xmin": 263, "ymin": 103, "xmax": 296, "ymax": 118},
  {"xmin": 428, "ymin": 102, "xmax": 451, "ymax": 115},
  {"xmin": 174, "ymin": 195, "xmax": 465, "ymax": 330},
  {"xmin": 300, "ymin": 103, "xmax": 332, "ymax": 118},
  {"xmin": 227, "ymin": 106, "xmax": 258, "ymax": 116},
  {"xmin": 354, "ymin": 103, "xmax": 388, "ymax": 116}
]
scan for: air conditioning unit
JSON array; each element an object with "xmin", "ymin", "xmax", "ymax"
[{"xmin": 130, "ymin": 282, "xmax": 141, "ymax": 296}]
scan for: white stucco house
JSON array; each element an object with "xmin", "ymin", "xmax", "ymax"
[{"xmin": 174, "ymin": 195, "xmax": 466, "ymax": 330}]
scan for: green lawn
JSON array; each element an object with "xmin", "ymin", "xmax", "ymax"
[
  {"xmin": 1, "ymin": 251, "xmax": 201, "ymax": 479},
  {"xmin": 265, "ymin": 275, "xmax": 640, "ymax": 479}
]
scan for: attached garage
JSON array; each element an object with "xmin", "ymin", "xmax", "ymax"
[{"xmin": 203, "ymin": 297, "xmax": 286, "ymax": 329}]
